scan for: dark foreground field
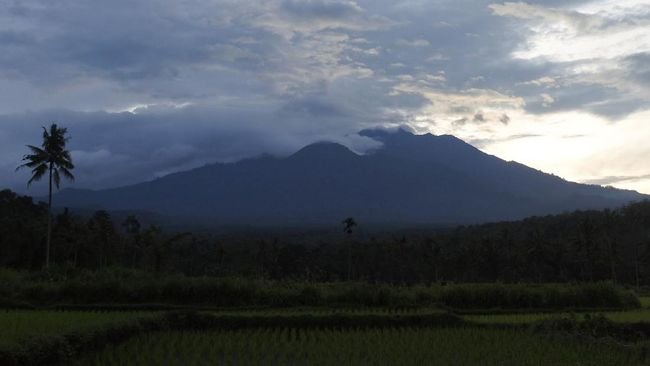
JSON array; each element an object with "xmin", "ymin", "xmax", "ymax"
[
  {"xmin": 3, "ymin": 308, "xmax": 650, "ymax": 365},
  {"xmin": 77, "ymin": 328, "xmax": 644, "ymax": 366},
  {"xmin": 1, "ymin": 272, "xmax": 650, "ymax": 365}
]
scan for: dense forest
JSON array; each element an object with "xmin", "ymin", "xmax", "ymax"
[{"xmin": 2, "ymin": 189, "xmax": 650, "ymax": 285}]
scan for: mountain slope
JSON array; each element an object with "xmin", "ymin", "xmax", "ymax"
[{"xmin": 54, "ymin": 129, "xmax": 646, "ymax": 225}]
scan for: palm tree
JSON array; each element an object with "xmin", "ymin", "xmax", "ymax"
[
  {"xmin": 342, "ymin": 217, "xmax": 357, "ymax": 281},
  {"xmin": 17, "ymin": 124, "xmax": 74, "ymax": 269}
]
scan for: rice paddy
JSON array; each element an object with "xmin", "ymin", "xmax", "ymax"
[
  {"xmin": 76, "ymin": 328, "xmax": 648, "ymax": 366},
  {"xmin": 1, "ymin": 295, "xmax": 649, "ymax": 364}
]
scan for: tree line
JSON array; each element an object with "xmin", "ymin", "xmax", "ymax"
[{"xmin": 2, "ymin": 188, "xmax": 650, "ymax": 285}]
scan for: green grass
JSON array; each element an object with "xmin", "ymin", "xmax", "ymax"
[
  {"xmin": 0, "ymin": 310, "xmax": 153, "ymax": 347},
  {"xmin": 76, "ymin": 328, "xmax": 648, "ymax": 366}
]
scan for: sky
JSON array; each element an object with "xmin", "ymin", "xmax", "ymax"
[{"xmin": 1, "ymin": 0, "xmax": 649, "ymax": 194}]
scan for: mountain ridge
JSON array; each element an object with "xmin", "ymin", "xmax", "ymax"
[{"xmin": 53, "ymin": 129, "xmax": 646, "ymax": 226}]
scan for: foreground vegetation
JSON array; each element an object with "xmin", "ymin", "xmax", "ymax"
[
  {"xmin": 0, "ymin": 268, "xmax": 639, "ymax": 310},
  {"xmin": 77, "ymin": 328, "xmax": 648, "ymax": 366}
]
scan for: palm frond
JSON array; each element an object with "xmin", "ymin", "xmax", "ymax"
[
  {"xmin": 60, "ymin": 159, "xmax": 74, "ymax": 170},
  {"xmin": 18, "ymin": 159, "xmax": 41, "ymax": 169},
  {"xmin": 41, "ymin": 126, "xmax": 51, "ymax": 144},
  {"xmin": 27, "ymin": 163, "xmax": 48, "ymax": 186},
  {"xmin": 56, "ymin": 150, "xmax": 74, "ymax": 169},
  {"xmin": 16, "ymin": 145, "xmax": 48, "ymax": 171},
  {"xmin": 26, "ymin": 145, "xmax": 47, "ymax": 156},
  {"xmin": 59, "ymin": 166, "xmax": 75, "ymax": 181}
]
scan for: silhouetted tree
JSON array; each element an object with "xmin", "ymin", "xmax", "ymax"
[
  {"xmin": 140, "ymin": 224, "xmax": 162, "ymax": 271},
  {"xmin": 87, "ymin": 211, "xmax": 117, "ymax": 268},
  {"xmin": 342, "ymin": 217, "xmax": 357, "ymax": 281},
  {"xmin": 0, "ymin": 189, "xmax": 47, "ymax": 268},
  {"xmin": 122, "ymin": 215, "xmax": 141, "ymax": 267},
  {"xmin": 155, "ymin": 232, "xmax": 193, "ymax": 273},
  {"xmin": 603, "ymin": 209, "xmax": 619, "ymax": 283},
  {"xmin": 422, "ymin": 238, "xmax": 441, "ymax": 283},
  {"xmin": 17, "ymin": 124, "xmax": 74, "ymax": 269}
]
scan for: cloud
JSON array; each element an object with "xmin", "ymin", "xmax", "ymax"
[
  {"xmin": 489, "ymin": 2, "xmax": 603, "ymax": 31},
  {"xmin": 470, "ymin": 133, "xmax": 542, "ymax": 148},
  {"xmin": 392, "ymin": 83, "xmax": 525, "ymax": 127},
  {"xmin": 396, "ymin": 39, "xmax": 430, "ymax": 47},
  {"xmin": 281, "ymin": 0, "xmax": 363, "ymax": 19},
  {"xmin": 541, "ymin": 93, "xmax": 555, "ymax": 106},
  {"xmin": 519, "ymin": 76, "xmax": 557, "ymax": 87},
  {"xmin": 623, "ymin": 52, "xmax": 650, "ymax": 84},
  {"xmin": 583, "ymin": 174, "xmax": 650, "ymax": 186},
  {"xmin": 491, "ymin": 0, "xmax": 650, "ymax": 119},
  {"xmin": 256, "ymin": 0, "xmax": 394, "ymax": 37}
]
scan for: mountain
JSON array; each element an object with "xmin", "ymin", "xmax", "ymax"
[{"xmin": 53, "ymin": 129, "xmax": 646, "ymax": 226}]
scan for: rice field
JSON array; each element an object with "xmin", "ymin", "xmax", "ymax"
[
  {"xmin": 0, "ymin": 310, "xmax": 153, "ymax": 347},
  {"xmin": 76, "ymin": 328, "xmax": 647, "ymax": 366},
  {"xmin": 4, "ymin": 306, "xmax": 650, "ymax": 365}
]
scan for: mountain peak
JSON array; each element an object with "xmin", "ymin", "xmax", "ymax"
[{"xmin": 289, "ymin": 141, "xmax": 358, "ymax": 160}]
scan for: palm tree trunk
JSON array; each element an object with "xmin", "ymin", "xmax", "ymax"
[{"xmin": 46, "ymin": 162, "xmax": 53, "ymax": 269}]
